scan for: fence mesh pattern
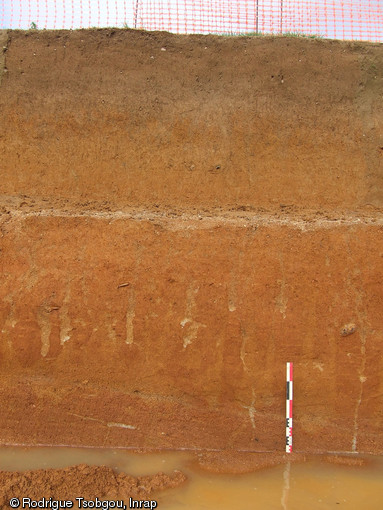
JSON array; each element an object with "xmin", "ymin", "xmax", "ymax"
[{"xmin": 1, "ymin": 1, "xmax": 382, "ymax": 42}]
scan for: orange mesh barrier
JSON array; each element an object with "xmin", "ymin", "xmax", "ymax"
[{"xmin": 1, "ymin": 0, "xmax": 382, "ymax": 42}]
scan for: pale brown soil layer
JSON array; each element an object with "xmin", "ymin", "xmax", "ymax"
[
  {"xmin": 0, "ymin": 29, "xmax": 383, "ymax": 459},
  {"xmin": 0, "ymin": 29, "xmax": 382, "ymax": 212},
  {"xmin": 0, "ymin": 464, "xmax": 186, "ymax": 509}
]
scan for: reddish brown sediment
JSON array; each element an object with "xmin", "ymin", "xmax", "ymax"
[
  {"xmin": 0, "ymin": 464, "xmax": 186, "ymax": 508},
  {"xmin": 1, "ymin": 212, "xmax": 382, "ymax": 454}
]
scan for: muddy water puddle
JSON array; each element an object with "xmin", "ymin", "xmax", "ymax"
[{"xmin": 0, "ymin": 448, "xmax": 382, "ymax": 510}]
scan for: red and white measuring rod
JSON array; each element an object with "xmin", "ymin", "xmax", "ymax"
[{"xmin": 286, "ymin": 362, "xmax": 293, "ymax": 453}]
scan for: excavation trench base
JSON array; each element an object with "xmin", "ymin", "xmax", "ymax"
[{"xmin": 0, "ymin": 448, "xmax": 382, "ymax": 510}]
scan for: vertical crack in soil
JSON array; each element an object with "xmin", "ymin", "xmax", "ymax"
[
  {"xmin": 345, "ymin": 234, "xmax": 369, "ymax": 453},
  {"xmin": 37, "ymin": 305, "xmax": 52, "ymax": 357},
  {"xmin": 181, "ymin": 281, "xmax": 206, "ymax": 349},
  {"xmin": 59, "ymin": 283, "xmax": 73, "ymax": 345},
  {"xmin": 125, "ymin": 285, "xmax": 136, "ymax": 345}
]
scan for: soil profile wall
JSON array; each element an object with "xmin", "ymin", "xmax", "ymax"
[
  {"xmin": 1, "ymin": 212, "xmax": 383, "ymax": 453},
  {"xmin": 0, "ymin": 29, "xmax": 382, "ymax": 455}
]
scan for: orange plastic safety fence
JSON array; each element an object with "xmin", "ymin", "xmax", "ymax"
[{"xmin": 1, "ymin": 0, "xmax": 382, "ymax": 42}]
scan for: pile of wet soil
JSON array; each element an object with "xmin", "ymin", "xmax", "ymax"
[{"xmin": 0, "ymin": 464, "xmax": 186, "ymax": 508}]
